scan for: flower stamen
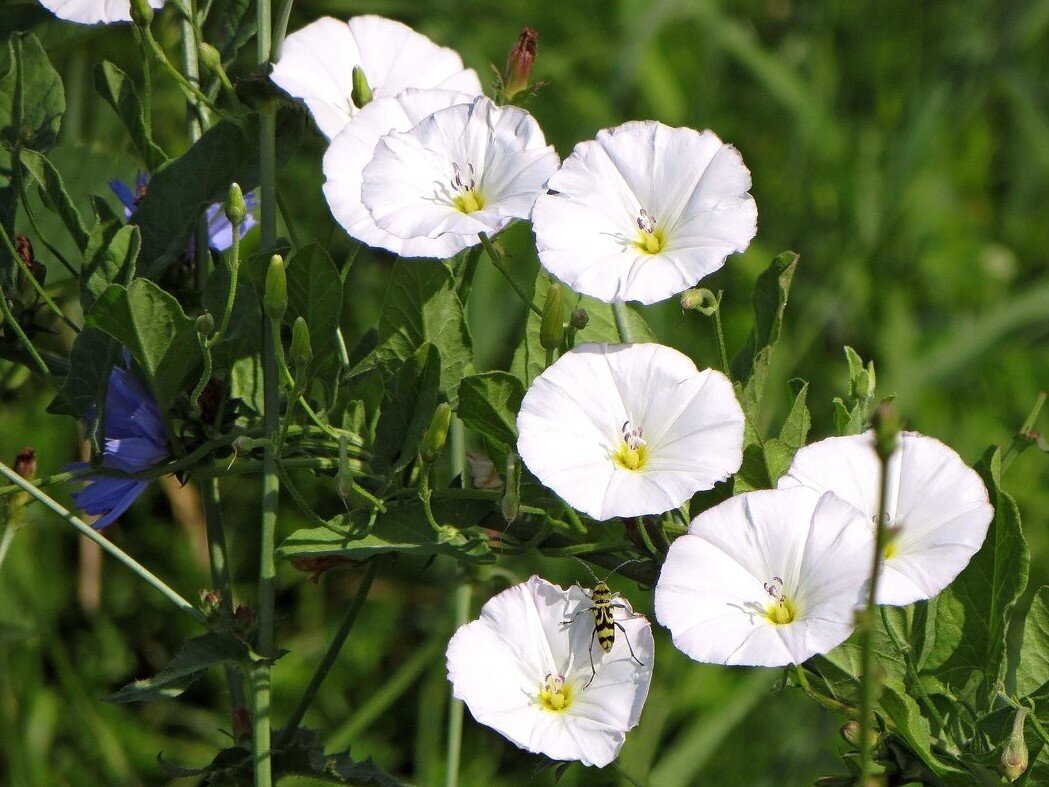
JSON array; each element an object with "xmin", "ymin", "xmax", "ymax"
[
  {"xmin": 537, "ymin": 673, "xmax": 574, "ymax": 713},
  {"xmin": 613, "ymin": 420, "xmax": 649, "ymax": 471},
  {"xmin": 450, "ymin": 162, "xmax": 484, "ymax": 214},
  {"xmin": 634, "ymin": 208, "xmax": 664, "ymax": 254},
  {"xmin": 762, "ymin": 576, "xmax": 796, "ymax": 625}
]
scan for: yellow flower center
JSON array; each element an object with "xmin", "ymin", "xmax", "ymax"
[
  {"xmin": 452, "ymin": 190, "xmax": 485, "ymax": 214},
  {"xmin": 884, "ymin": 540, "xmax": 898, "ymax": 560},
  {"xmin": 765, "ymin": 596, "xmax": 797, "ymax": 625},
  {"xmin": 633, "ymin": 208, "xmax": 665, "ymax": 254},
  {"xmin": 537, "ymin": 674, "xmax": 574, "ymax": 713},
  {"xmin": 613, "ymin": 440, "xmax": 649, "ymax": 471}
]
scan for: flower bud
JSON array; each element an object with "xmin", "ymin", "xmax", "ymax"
[
  {"xmin": 569, "ymin": 308, "xmax": 589, "ymax": 330},
  {"xmin": 351, "ymin": 66, "xmax": 373, "ymax": 109},
  {"xmin": 290, "ymin": 317, "xmax": 313, "ymax": 368},
  {"xmin": 199, "ymin": 588, "xmax": 221, "ymax": 616},
  {"xmin": 199, "ymin": 43, "xmax": 234, "ymax": 91},
  {"xmin": 224, "ymin": 182, "xmax": 247, "ymax": 226},
  {"xmin": 129, "ymin": 0, "xmax": 154, "ymax": 26},
  {"xmin": 501, "ymin": 453, "xmax": 520, "ymax": 523},
  {"xmin": 13, "ymin": 447, "xmax": 36, "ymax": 482},
  {"xmin": 872, "ymin": 401, "xmax": 901, "ymax": 461},
  {"xmin": 1001, "ymin": 708, "xmax": 1029, "ymax": 781},
  {"xmin": 196, "ymin": 311, "xmax": 215, "ymax": 336},
  {"xmin": 680, "ymin": 287, "xmax": 719, "ymax": 316},
  {"xmin": 263, "ymin": 255, "xmax": 287, "ymax": 320},
  {"xmin": 539, "ymin": 283, "xmax": 565, "ymax": 351},
  {"xmin": 421, "ymin": 403, "xmax": 452, "ymax": 463},
  {"xmin": 502, "ymin": 27, "xmax": 539, "ymax": 101}
]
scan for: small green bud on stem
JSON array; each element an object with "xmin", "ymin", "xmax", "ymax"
[
  {"xmin": 501, "ymin": 27, "xmax": 540, "ymax": 101},
  {"xmin": 351, "ymin": 66, "xmax": 373, "ymax": 109},
  {"xmin": 196, "ymin": 311, "xmax": 215, "ymax": 337},
  {"xmin": 1001, "ymin": 707, "xmax": 1029, "ymax": 781},
  {"xmin": 129, "ymin": 0, "xmax": 154, "ymax": 27},
  {"xmin": 501, "ymin": 453, "xmax": 521, "ymax": 523},
  {"xmin": 224, "ymin": 183, "xmax": 247, "ymax": 227},
  {"xmin": 540, "ymin": 283, "xmax": 565, "ymax": 351},
  {"xmin": 569, "ymin": 308, "xmax": 589, "ymax": 330},
  {"xmin": 290, "ymin": 317, "xmax": 313, "ymax": 368},
  {"xmin": 264, "ymin": 255, "xmax": 287, "ymax": 320},
  {"xmin": 421, "ymin": 403, "xmax": 452, "ymax": 463},
  {"xmin": 872, "ymin": 401, "xmax": 901, "ymax": 461},
  {"xmin": 199, "ymin": 43, "xmax": 234, "ymax": 91},
  {"xmin": 680, "ymin": 287, "xmax": 720, "ymax": 316}
]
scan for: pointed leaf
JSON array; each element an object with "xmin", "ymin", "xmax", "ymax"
[
  {"xmin": 284, "ymin": 242, "xmax": 342, "ymax": 366},
  {"xmin": 371, "ymin": 343, "xmax": 441, "ymax": 474},
  {"xmin": 93, "ymin": 61, "xmax": 168, "ymax": 171},
  {"xmin": 19, "ymin": 148, "xmax": 90, "ymax": 252},
  {"xmin": 457, "ymin": 371, "xmax": 524, "ymax": 456},
  {"xmin": 46, "ymin": 327, "xmax": 119, "ymax": 418},
  {"xmin": 778, "ymin": 379, "xmax": 811, "ymax": 450},
  {"xmin": 1017, "ymin": 586, "xmax": 1049, "ymax": 698},
  {"xmin": 82, "ymin": 224, "xmax": 139, "ymax": 312},
  {"xmin": 0, "ymin": 32, "xmax": 64, "ymax": 155}
]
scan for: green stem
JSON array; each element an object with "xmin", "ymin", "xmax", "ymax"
[
  {"xmin": 271, "ymin": 0, "xmax": 295, "ymax": 61},
  {"xmin": 444, "ymin": 581, "xmax": 471, "ymax": 787},
  {"xmin": 0, "ymin": 461, "xmax": 206, "ymax": 625},
  {"xmin": 478, "ymin": 234, "xmax": 541, "ymax": 316},
  {"xmin": 143, "ymin": 25, "xmax": 216, "ymax": 116},
  {"xmin": 711, "ymin": 294, "xmax": 730, "ymax": 374},
  {"xmin": 0, "ymin": 285, "xmax": 51, "ymax": 379},
  {"xmin": 612, "ymin": 301, "xmax": 635, "ymax": 343},
  {"xmin": 132, "ymin": 26, "xmax": 152, "ymax": 137},
  {"xmin": 200, "ymin": 478, "xmax": 248, "ymax": 720},
  {"xmin": 215, "ymin": 219, "xmax": 243, "ymax": 341},
  {"xmin": 0, "ymin": 518, "xmax": 22, "ymax": 572},
  {"xmin": 858, "ymin": 442, "xmax": 893, "ymax": 779},
  {"xmin": 1002, "ymin": 391, "xmax": 1047, "ymax": 472},
  {"xmin": 278, "ymin": 560, "xmax": 378, "ymax": 746}
]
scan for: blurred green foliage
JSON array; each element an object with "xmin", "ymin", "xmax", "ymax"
[{"xmin": 1, "ymin": 0, "xmax": 1047, "ymax": 783}]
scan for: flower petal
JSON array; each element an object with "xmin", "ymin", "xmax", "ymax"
[{"xmin": 39, "ymin": 0, "xmax": 164, "ymax": 25}]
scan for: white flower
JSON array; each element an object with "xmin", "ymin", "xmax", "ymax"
[
  {"xmin": 323, "ymin": 89, "xmax": 475, "ymax": 258},
  {"xmin": 531, "ymin": 121, "xmax": 758, "ymax": 305},
  {"xmin": 39, "ymin": 0, "xmax": 163, "ymax": 24},
  {"xmin": 446, "ymin": 575, "xmax": 654, "ymax": 768},
  {"xmin": 360, "ymin": 96, "xmax": 559, "ymax": 257},
  {"xmin": 778, "ymin": 431, "xmax": 993, "ymax": 606},
  {"xmin": 655, "ymin": 488, "xmax": 874, "ymax": 667},
  {"xmin": 270, "ymin": 15, "xmax": 482, "ymax": 139},
  {"xmin": 516, "ymin": 343, "xmax": 744, "ymax": 520}
]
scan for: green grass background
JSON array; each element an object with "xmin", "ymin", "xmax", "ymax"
[{"xmin": 1, "ymin": 0, "xmax": 1048, "ymax": 784}]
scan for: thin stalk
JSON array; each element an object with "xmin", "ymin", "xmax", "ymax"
[
  {"xmin": 857, "ymin": 441, "xmax": 893, "ymax": 779},
  {"xmin": 132, "ymin": 26, "xmax": 152, "ymax": 136},
  {"xmin": 271, "ymin": 0, "xmax": 295, "ymax": 61},
  {"xmin": 200, "ymin": 478, "xmax": 248, "ymax": 718},
  {"xmin": 0, "ymin": 285, "xmax": 51, "ymax": 378},
  {"xmin": 612, "ymin": 301, "xmax": 634, "ymax": 344},
  {"xmin": 478, "ymin": 234, "xmax": 541, "ymax": 316},
  {"xmin": 0, "ymin": 461, "xmax": 205, "ymax": 624},
  {"xmin": 711, "ymin": 295, "xmax": 730, "ymax": 374},
  {"xmin": 1003, "ymin": 391, "xmax": 1047, "ymax": 472},
  {"xmin": 0, "ymin": 519, "xmax": 22, "ymax": 571},
  {"xmin": 143, "ymin": 26, "xmax": 216, "ymax": 115},
  {"xmin": 215, "ymin": 217, "xmax": 243, "ymax": 340},
  {"xmin": 444, "ymin": 581, "xmax": 471, "ymax": 787},
  {"xmin": 279, "ymin": 561, "xmax": 379, "ymax": 745},
  {"xmin": 253, "ymin": 0, "xmax": 280, "ymax": 772}
]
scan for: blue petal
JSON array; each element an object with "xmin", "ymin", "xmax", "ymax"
[
  {"xmin": 108, "ymin": 178, "xmax": 135, "ymax": 213},
  {"xmin": 73, "ymin": 477, "xmax": 150, "ymax": 528},
  {"xmin": 104, "ymin": 437, "xmax": 169, "ymax": 473}
]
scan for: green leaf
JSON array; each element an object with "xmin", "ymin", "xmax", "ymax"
[
  {"xmin": 93, "ymin": 61, "xmax": 168, "ymax": 172},
  {"xmin": 19, "ymin": 148, "xmax": 90, "ymax": 252},
  {"xmin": 832, "ymin": 346, "xmax": 878, "ymax": 435},
  {"xmin": 277, "ymin": 498, "xmax": 493, "ymax": 563},
  {"xmin": 729, "ymin": 251, "xmax": 799, "ymax": 413},
  {"xmin": 879, "ymin": 680, "xmax": 965, "ymax": 780},
  {"xmin": 511, "ymin": 265, "xmax": 656, "ymax": 385},
  {"xmin": 132, "ymin": 109, "xmax": 304, "ymax": 277},
  {"xmin": 202, "ymin": 0, "xmax": 256, "ymax": 65},
  {"xmin": 371, "ymin": 343, "xmax": 441, "ymax": 474},
  {"xmin": 104, "ymin": 632, "xmax": 248, "ymax": 703},
  {"xmin": 457, "ymin": 372, "xmax": 524, "ymax": 456},
  {"xmin": 85, "ymin": 279, "xmax": 203, "ymax": 408},
  {"xmin": 0, "ymin": 32, "xmax": 64, "ymax": 155},
  {"xmin": 923, "ymin": 446, "xmax": 1029, "ymax": 710},
  {"xmin": 778, "ymin": 379, "xmax": 811, "ymax": 450},
  {"xmin": 284, "ymin": 242, "xmax": 342, "ymax": 367},
  {"xmin": 358, "ymin": 259, "xmax": 473, "ymax": 406},
  {"xmin": 81, "ymin": 224, "xmax": 139, "ymax": 313},
  {"xmin": 1017, "ymin": 587, "xmax": 1049, "ymax": 698},
  {"xmin": 46, "ymin": 327, "xmax": 119, "ymax": 418}
]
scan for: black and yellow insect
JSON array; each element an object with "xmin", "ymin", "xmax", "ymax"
[{"xmin": 562, "ymin": 560, "xmax": 646, "ymax": 688}]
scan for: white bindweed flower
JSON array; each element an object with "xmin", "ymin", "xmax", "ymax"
[
  {"xmin": 778, "ymin": 431, "xmax": 993, "ymax": 606},
  {"xmin": 516, "ymin": 343, "xmax": 745, "ymax": 520},
  {"xmin": 655, "ymin": 488, "xmax": 874, "ymax": 666},
  {"xmin": 323, "ymin": 89, "xmax": 475, "ymax": 258},
  {"xmin": 446, "ymin": 575, "xmax": 654, "ymax": 768},
  {"xmin": 39, "ymin": 0, "xmax": 163, "ymax": 24},
  {"xmin": 270, "ymin": 15, "xmax": 482, "ymax": 139},
  {"xmin": 532, "ymin": 121, "xmax": 757, "ymax": 305},
  {"xmin": 361, "ymin": 96, "xmax": 559, "ymax": 257}
]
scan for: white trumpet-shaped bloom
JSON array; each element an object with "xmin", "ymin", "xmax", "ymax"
[
  {"xmin": 516, "ymin": 343, "xmax": 745, "ymax": 520},
  {"xmin": 446, "ymin": 576, "xmax": 654, "ymax": 768},
  {"xmin": 39, "ymin": 0, "xmax": 163, "ymax": 24},
  {"xmin": 778, "ymin": 431, "xmax": 993, "ymax": 606},
  {"xmin": 532, "ymin": 121, "xmax": 758, "ymax": 305},
  {"xmin": 361, "ymin": 96, "xmax": 559, "ymax": 257},
  {"xmin": 323, "ymin": 89, "xmax": 475, "ymax": 257},
  {"xmin": 655, "ymin": 488, "xmax": 874, "ymax": 666},
  {"xmin": 270, "ymin": 15, "xmax": 482, "ymax": 139}
]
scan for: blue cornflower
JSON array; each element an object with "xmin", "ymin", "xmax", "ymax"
[
  {"xmin": 108, "ymin": 172, "xmax": 258, "ymax": 257},
  {"xmin": 70, "ymin": 362, "xmax": 169, "ymax": 528}
]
